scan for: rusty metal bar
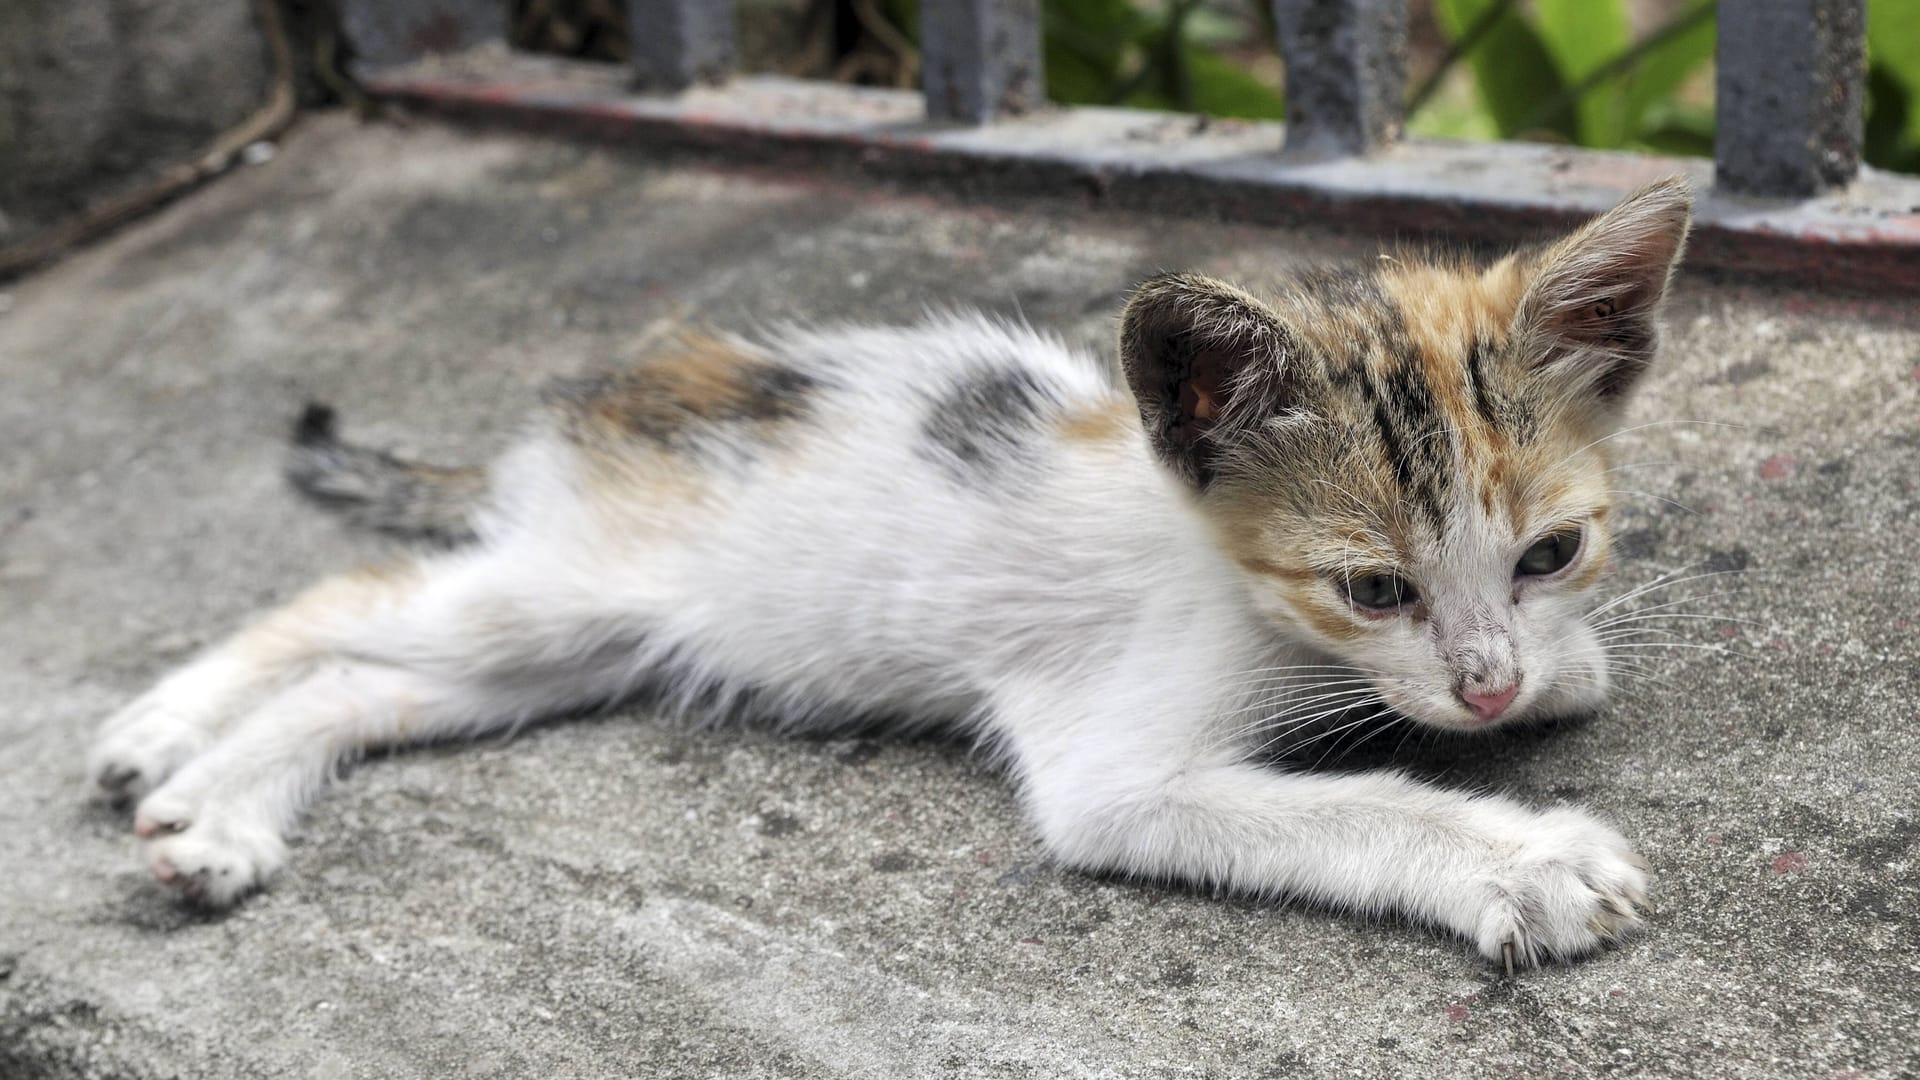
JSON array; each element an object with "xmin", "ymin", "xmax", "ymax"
[
  {"xmin": 1271, "ymin": 0, "xmax": 1409, "ymax": 159},
  {"xmin": 630, "ymin": 0, "xmax": 736, "ymax": 90},
  {"xmin": 920, "ymin": 0, "xmax": 1045, "ymax": 124},
  {"xmin": 336, "ymin": 0, "xmax": 505, "ymax": 69},
  {"xmin": 1714, "ymin": 0, "xmax": 1865, "ymax": 197}
]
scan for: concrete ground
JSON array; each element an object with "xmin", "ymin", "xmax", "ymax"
[{"xmin": 0, "ymin": 112, "xmax": 1915, "ymax": 1079}]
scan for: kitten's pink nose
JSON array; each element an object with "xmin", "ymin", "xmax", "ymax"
[{"xmin": 1461, "ymin": 683, "xmax": 1519, "ymax": 721}]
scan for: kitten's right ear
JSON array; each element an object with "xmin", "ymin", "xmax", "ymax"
[
  {"xmin": 1119, "ymin": 273, "xmax": 1297, "ymax": 487},
  {"xmin": 1514, "ymin": 178, "xmax": 1692, "ymax": 405}
]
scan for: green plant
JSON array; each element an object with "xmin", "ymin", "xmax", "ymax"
[
  {"xmin": 1044, "ymin": 0, "xmax": 1285, "ymax": 118},
  {"xmin": 1867, "ymin": 0, "xmax": 1920, "ymax": 173},
  {"xmin": 844, "ymin": 0, "xmax": 1920, "ymax": 175},
  {"xmin": 1420, "ymin": 0, "xmax": 1715, "ymax": 155}
]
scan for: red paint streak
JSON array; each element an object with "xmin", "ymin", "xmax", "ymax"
[
  {"xmin": 1706, "ymin": 833, "xmax": 1724, "ymax": 847},
  {"xmin": 975, "ymin": 850, "xmax": 994, "ymax": 865},
  {"xmin": 1019, "ymin": 936, "xmax": 1043, "ymax": 945},
  {"xmin": 1760, "ymin": 454, "xmax": 1795, "ymax": 480},
  {"xmin": 1445, "ymin": 1003, "xmax": 1471, "ymax": 1022},
  {"xmin": 1719, "ymin": 625, "xmax": 1741, "ymax": 638},
  {"xmin": 1772, "ymin": 851, "xmax": 1808, "ymax": 875}
]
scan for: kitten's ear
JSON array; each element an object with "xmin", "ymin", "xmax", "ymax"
[
  {"xmin": 1119, "ymin": 273, "xmax": 1297, "ymax": 487},
  {"xmin": 1515, "ymin": 177, "xmax": 1692, "ymax": 404}
]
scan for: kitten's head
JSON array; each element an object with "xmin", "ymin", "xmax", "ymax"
[{"xmin": 1121, "ymin": 179, "xmax": 1692, "ymax": 732}]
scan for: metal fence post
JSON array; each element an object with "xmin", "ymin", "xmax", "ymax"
[
  {"xmin": 920, "ymin": 0, "xmax": 1045, "ymax": 123},
  {"xmin": 631, "ymin": 0, "xmax": 736, "ymax": 90},
  {"xmin": 1715, "ymin": 0, "xmax": 1865, "ymax": 197},
  {"xmin": 1271, "ymin": 0, "xmax": 1409, "ymax": 158},
  {"xmin": 336, "ymin": 0, "xmax": 505, "ymax": 69}
]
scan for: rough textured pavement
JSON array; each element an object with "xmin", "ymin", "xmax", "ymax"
[{"xmin": 1, "ymin": 113, "xmax": 1916, "ymax": 1079}]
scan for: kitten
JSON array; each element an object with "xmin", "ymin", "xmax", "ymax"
[{"xmin": 88, "ymin": 179, "xmax": 1692, "ymax": 970}]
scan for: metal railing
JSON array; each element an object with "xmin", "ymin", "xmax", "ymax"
[{"xmin": 338, "ymin": 0, "xmax": 1868, "ymax": 200}]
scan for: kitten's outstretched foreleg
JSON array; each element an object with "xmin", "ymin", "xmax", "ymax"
[{"xmin": 1006, "ymin": 696, "xmax": 1648, "ymax": 968}]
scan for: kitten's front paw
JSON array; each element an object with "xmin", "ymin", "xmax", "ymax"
[
  {"xmin": 134, "ymin": 786, "xmax": 285, "ymax": 907},
  {"xmin": 1473, "ymin": 807, "xmax": 1649, "ymax": 969},
  {"xmin": 87, "ymin": 698, "xmax": 210, "ymax": 801}
]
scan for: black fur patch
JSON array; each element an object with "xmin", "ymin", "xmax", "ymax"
[{"xmin": 919, "ymin": 366, "xmax": 1056, "ymax": 483}]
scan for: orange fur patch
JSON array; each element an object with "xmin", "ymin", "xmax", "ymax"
[
  {"xmin": 582, "ymin": 334, "xmax": 808, "ymax": 440},
  {"xmin": 1056, "ymin": 398, "xmax": 1140, "ymax": 445},
  {"xmin": 1283, "ymin": 584, "xmax": 1365, "ymax": 643}
]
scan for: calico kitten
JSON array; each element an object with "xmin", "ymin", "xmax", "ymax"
[{"xmin": 88, "ymin": 179, "xmax": 1692, "ymax": 969}]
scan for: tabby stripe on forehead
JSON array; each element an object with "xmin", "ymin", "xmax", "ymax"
[
  {"xmin": 1465, "ymin": 338, "xmax": 1500, "ymax": 430},
  {"xmin": 1368, "ymin": 392, "xmax": 1417, "ymax": 494},
  {"xmin": 1371, "ymin": 364, "xmax": 1452, "ymax": 523}
]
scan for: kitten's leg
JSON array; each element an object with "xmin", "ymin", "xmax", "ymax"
[
  {"xmin": 131, "ymin": 660, "xmax": 560, "ymax": 905},
  {"xmin": 116, "ymin": 555, "xmax": 628, "ymax": 905},
  {"xmin": 88, "ymin": 565, "xmax": 437, "ymax": 800},
  {"xmin": 1005, "ymin": 693, "xmax": 1648, "ymax": 968}
]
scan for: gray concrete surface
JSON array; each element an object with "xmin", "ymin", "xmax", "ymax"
[{"xmin": 1, "ymin": 112, "xmax": 1916, "ymax": 1078}]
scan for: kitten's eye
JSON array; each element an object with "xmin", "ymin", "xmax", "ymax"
[
  {"xmin": 1345, "ymin": 574, "xmax": 1418, "ymax": 612},
  {"xmin": 1516, "ymin": 529, "xmax": 1583, "ymax": 577}
]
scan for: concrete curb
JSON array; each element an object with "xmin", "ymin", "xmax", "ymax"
[{"xmin": 358, "ymin": 51, "xmax": 1920, "ymax": 295}]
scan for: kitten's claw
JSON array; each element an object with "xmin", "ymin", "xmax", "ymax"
[
  {"xmin": 1471, "ymin": 806, "xmax": 1650, "ymax": 969},
  {"xmin": 132, "ymin": 812, "xmax": 187, "ymax": 839},
  {"xmin": 98, "ymin": 764, "xmax": 140, "ymax": 789}
]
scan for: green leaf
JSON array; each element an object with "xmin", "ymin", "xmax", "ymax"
[
  {"xmin": 1631, "ymin": 102, "xmax": 1715, "ymax": 157},
  {"xmin": 1432, "ymin": 0, "xmax": 1574, "ymax": 142},
  {"xmin": 1533, "ymin": 0, "xmax": 1632, "ymax": 146},
  {"xmin": 1043, "ymin": 0, "xmax": 1150, "ymax": 74},
  {"xmin": 1044, "ymin": 40, "xmax": 1122, "ymax": 106},
  {"xmin": 1179, "ymin": 46, "xmax": 1285, "ymax": 120},
  {"xmin": 1867, "ymin": 0, "xmax": 1920, "ymax": 168},
  {"xmin": 1865, "ymin": 65, "xmax": 1920, "ymax": 173},
  {"xmin": 1622, "ymin": 0, "xmax": 1716, "ymax": 141}
]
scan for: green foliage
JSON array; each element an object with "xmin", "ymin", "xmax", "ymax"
[
  {"xmin": 1534, "ymin": 0, "xmax": 1631, "ymax": 145},
  {"xmin": 898, "ymin": 0, "xmax": 1920, "ymax": 175},
  {"xmin": 1423, "ymin": 0, "xmax": 1716, "ymax": 156},
  {"xmin": 1431, "ymin": 0, "xmax": 1571, "ymax": 142},
  {"xmin": 1042, "ymin": 0, "xmax": 1284, "ymax": 119},
  {"xmin": 1867, "ymin": 0, "xmax": 1920, "ymax": 173}
]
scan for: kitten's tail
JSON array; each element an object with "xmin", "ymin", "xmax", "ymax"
[{"xmin": 285, "ymin": 404, "xmax": 486, "ymax": 546}]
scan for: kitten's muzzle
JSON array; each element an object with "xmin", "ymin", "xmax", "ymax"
[{"xmin": 1458, "ymin": 679, "xmax": 1520, "ymax": 721}]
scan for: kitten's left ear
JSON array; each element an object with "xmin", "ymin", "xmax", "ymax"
[
  {"xmin": 1515, "ymin": 177, "xmax": 1693, "ymax": 403},
  {"xmin": 1119, "ymin": 273, "xmax": 1299, "ymax": 487}
]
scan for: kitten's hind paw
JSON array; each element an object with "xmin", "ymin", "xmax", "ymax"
[
  {"xmin": 1473, "ymin": 807, "xmax": 1650, "ymax": 970},
  {"xmin": 134, "ymin": 790, "xmax": 286, "ymax": 908}
]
